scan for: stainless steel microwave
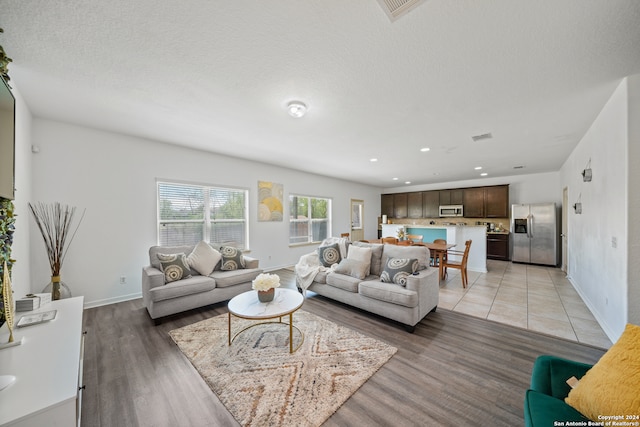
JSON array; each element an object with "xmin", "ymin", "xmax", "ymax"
[{"xmin": 439, "ymin": 205, "xmax": 464, "ymax": 217}]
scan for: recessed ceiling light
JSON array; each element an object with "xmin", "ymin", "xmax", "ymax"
[
  {"xmin": 370, "ymin": 158, "xmax": 378, "ymax": 162},
  {"xmin": 420, "ymin": 147, "xmax": 430, "ymax": 152},
  {"xmin": 480, "ymin": 173, "xmax": 488, "ymax": 177},
  {"xmin": 474, "ymin": 166, "xmax": 482, "ymax": 170},
  {"xmin": 392, "ymin": 177, "xmax": 399, "ymax": 180},
  {"xmin": 287, "ymin": 101, "xmax": 307, "ymax": 118},
  {"xmin": 405, "ymin": 181, "xmax": 411, "ymax": 184}
]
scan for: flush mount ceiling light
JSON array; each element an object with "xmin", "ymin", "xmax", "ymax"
[{"xmin": 287, "ymin": 101, "xmax": 307, "ymax": 118}]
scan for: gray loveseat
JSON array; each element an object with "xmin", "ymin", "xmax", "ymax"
[
  {"xmin": 297, "ymin": 241, "xmax": 439, "ymax": 332},
  {"xmin": 142, "ymin": 243, "xmax": 262, "ymax": 323}
]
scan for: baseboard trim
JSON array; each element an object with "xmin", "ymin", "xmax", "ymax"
[
  {"xmin": 84, "ymin": 292, "xmax": 142, "ymax": 309},
  {"xmin": 567, "ymin": 276, "xmax": 616, "ymax": 342}
]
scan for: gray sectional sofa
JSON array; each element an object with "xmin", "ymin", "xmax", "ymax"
[
  {"xmin": 297, "ymin": 241, "xmax": 439, "ymax": 332},
  {"xmin": 142, "ymin": 243, "xmax": 262, "ymax": 323}
]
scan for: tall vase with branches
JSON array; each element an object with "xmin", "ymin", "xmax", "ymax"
[{"xmin": 28, "ymin": 202, "xmax": 85, "ymax": 300}]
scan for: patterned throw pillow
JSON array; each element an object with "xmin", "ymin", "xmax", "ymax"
[
  {"xmin": 157, "ymin": 253, "xmax": 192, "ymax": 283},
  {"xmin": 318, "ymin": 243, "xmax": 342, "ymax": 267},
  {"xmin": 219, "ymin": 246, "xmax": 246, "ymax": 271},
  {"xmin": 380, "ymin": 258, "xmax": 418, "ymax": 286}
]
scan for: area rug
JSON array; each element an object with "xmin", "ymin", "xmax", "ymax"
[{"xmin": 169, "ymin": 310, "xmax": 397, "ymax": 427}]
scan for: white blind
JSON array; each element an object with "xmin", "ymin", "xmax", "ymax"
[
  {"xmin": 209, "ymin": 187, "xmax": 246, "ymax": 247},
  {"xmin": 158, "ymin": 182, "xmax": 247, "ymax": 248}
]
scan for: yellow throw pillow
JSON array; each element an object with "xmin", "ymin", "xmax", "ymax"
[{"xmin": 565, "ymin": 323, "xmax": 640, "ymax": 420}]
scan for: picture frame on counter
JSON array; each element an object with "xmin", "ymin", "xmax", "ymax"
[{"xmin": 16, "ymin": 310, "xmax": 57, "ymax": 328}]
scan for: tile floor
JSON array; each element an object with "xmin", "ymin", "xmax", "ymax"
[{"xmin": 439, "ymin": 259, "xmax": 612, "ymax": 349}]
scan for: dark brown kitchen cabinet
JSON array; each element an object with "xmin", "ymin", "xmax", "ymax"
[
  {"xmin": 463, "ymin": 185, "xmax": 510, "ymax": 218},
  {"xmin": 452, "ymin": 190, "xmax": 463, "ymax": 205},
  {"xmin": 422, "ymin": 191, "xmax": 440, "ymax": 218},
  {"xmin": 407, "ymin": 192, "xmax": 423, "ymax": 218},
  {"xmin": 381, "ymin": 184, "xmax": 508, "ymax": 219},
  {"xmin": 439, "ymin": 189, "xmax": 463, "ymax": 206},
  {"xmin": 487, "ymin": 233, "xmax": 510, "ymax": 260},
  {"xmin": 485, "ymin": 185, "xmax": 509, "ymax": 218},
  {"xmin": 393, "ymin": 193, "xmax": 408, "ymax": 218},
  {"xmin": 381, "ymin": 194, "xmax": 394, "ymax": 217},
  {"xmin": 463, "ymin": 187, "xmax": 485, "ymax": 217}
]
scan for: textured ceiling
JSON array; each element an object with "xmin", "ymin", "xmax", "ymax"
[{"xmin": 1, "ymin": 0, "xmax": 640, "ymax": 188}]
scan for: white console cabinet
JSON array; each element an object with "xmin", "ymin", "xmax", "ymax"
[{"xmin": 0, "ymin": 297, "xmax": 84, "ymax": 427}]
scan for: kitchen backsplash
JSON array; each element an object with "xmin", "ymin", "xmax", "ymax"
[{"xmin": 379, "ymin": 217, "xmax": 510, "ymax": 231}]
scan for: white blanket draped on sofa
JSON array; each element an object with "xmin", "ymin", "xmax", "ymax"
[{"xmin": 294, "ymin": 237, "xmax": 349, "ymax": 291}]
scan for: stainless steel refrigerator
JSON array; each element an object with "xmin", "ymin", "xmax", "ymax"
[{"xmin": 511, "ymin": 203, "xmax": 557, "ymax": 266}]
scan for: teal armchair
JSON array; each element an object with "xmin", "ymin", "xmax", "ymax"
[{"xmin": 524, "ymin": 355, "xmax": 592, "ymax": 426}]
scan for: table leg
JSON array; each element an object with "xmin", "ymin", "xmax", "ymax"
[
  {"xmin": 289, "ymin": 312, "xmax": 293, "ymax": 353},
  {"xmin": 439, "ymin": 252, "xmax": 445, "ymax": 281},
  {"xmin": 228, "ymin": 312, "xmax": 231, "ymax": 346}
]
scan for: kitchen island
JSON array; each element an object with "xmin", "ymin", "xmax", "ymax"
[{"xmin": 381, "ymin": 224, "xmax": 487, "ymax": 273}]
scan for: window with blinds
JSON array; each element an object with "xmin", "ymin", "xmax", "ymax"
[
  {"xmin": 158, "ymin": 181, "xmax": 248, "ymax": 248},
  {"xmin": 289, "ymin": 194, "xmax": 331, "ymax": 244}
]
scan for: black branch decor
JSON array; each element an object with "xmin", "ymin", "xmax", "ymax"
[{"xmin": 28, "ymin": 202, "xmax": 85, "ymax": 299}]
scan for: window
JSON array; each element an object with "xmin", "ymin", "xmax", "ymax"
[
  {"xmin": 289, "ymin": 194, "xmax": 331, "ymax": 244},
  {"xmin": 158, "ymin": 181, "xmax": 248, "ymax": 248}
]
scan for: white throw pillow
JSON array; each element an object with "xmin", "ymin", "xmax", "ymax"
[
  {"xmin": 347, "ymin": 245, "xmax": 372, "ymax": 277},
  {"xmin": 187, "ymin": 241, "xmax": 221, "ymax": 276}
]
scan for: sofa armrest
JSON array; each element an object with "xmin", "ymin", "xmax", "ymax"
[
  {"xmin": 405, "ymin": 268, "xmax": 438, "ymax": 292},
  {"xmin": 142, "ymin": 266, "xmax": 165, "ymax": 308},
  {"xmin": 530, "ymin": 355, "xmax": 593, "ymax": 399},
  {"xmin": 405, "ymin": 268, "xmax": 439, "ymax": 316},
  {"xmin": 243, "ymin": 256, "xmax": 259, "ymax": 269}
]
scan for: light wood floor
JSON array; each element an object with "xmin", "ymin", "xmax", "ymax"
[{"xmin": 81, "ymin": 269, "xmax": 606, "ymax": 426}]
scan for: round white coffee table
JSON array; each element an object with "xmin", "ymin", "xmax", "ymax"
[{"xmin": 227, "ymin": 288, "xmax": 304, "ymax": 353}]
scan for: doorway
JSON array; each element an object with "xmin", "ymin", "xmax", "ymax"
[
  {"xmin": 562, "ymin": 187, "xmax": 568, "ymax": 273},
  {"xmin": 350, "ymin": 199, "xmax": 364, "ymax": 242}
]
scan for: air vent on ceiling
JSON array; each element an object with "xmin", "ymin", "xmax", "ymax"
[
  {"xmin": 376, "ymin": 0, "xmax": 426, "ymax": 22},
  {"xmin": 471, "ymin": 133, "xmax": 493, "ymax": 142},
  {"xmin": 513, "ymin": 165, "xmax": 526, "ymax": 169}
]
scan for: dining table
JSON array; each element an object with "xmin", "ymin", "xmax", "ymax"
[
  {"xmin": 420, "ymin": 242, "xmax": 456, "ymax": 280},
  {"xmin": 362, "ymin": 239, "xmax": 456, "ymax": 280}
]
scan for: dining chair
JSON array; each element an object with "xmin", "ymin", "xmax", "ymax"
[
  {"xmin": 406, "ymin": 234, "xmax": 423, "ymax": 244},
  {"xmin": 381, "ymin": 236, "xmax": 398, "ymax": 245},
  {"xmin": 441, "ymin": 240, "xmax": 472, "ymax": 288},
  {"xmin": 430, "ymin": 238, "xmax": 448, "ymax": 267}
]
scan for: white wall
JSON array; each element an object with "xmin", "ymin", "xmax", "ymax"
[
  {"xmin": 626, "ymin": 74, "xmax": 640, "ymax": 326},
  {"xmin": 28, "ymin": 119, "xmax": 381, "ymax": 307},
  {"xmin": 7, "ymin": 82, "xmax": 33, "ymax": 299},
  {"xmin": 387, "ymin": 171, "xmax": 562, "ymax": 206},
  {"xmin": 560, "ymin": 77, "xmax": 630, "ymax": 340}
]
